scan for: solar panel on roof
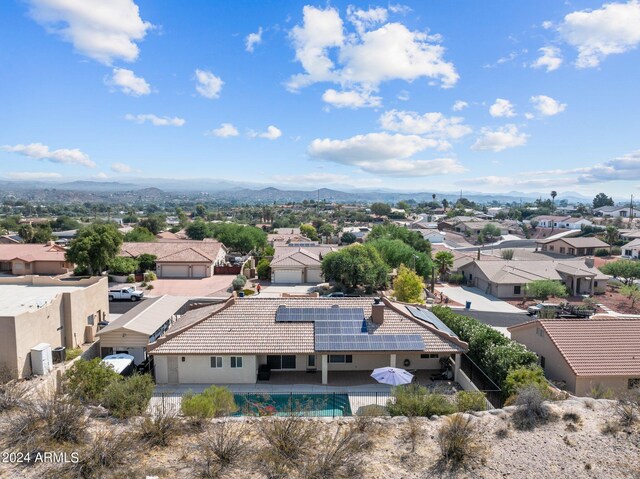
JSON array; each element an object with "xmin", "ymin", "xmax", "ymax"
[{"xmin": 405, "ymin": 305, "xmax": 457, "ymax": 338}]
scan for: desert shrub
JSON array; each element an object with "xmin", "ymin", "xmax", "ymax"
[
  {"xmin": 447, "ymin": 272, "xmax": 465, "ymax": 285},
  {"xmin": 407, "ymin": 417, "xmax": 421, "ymax": 452},
  {"xmin": 503, "ymin": 366, "xmax": 549, "ymax": 398},
  {"xmin": 60, "ymin": 429, "xmax": 132, "ymax": 479},
  {"xmin": 501, "ymin": 249, "xmax": 515, "ymax": 260},
  {"xmin": 181, "ymin": 385, "xmax": 237, "ymax": 424},
  {"xmin": 587, "ymin": 383, "xmax": 615, "ymax": 399},
  {"xmin": 232, "ymin": 274, "xmax": 247, "ymax": 291},
  {"xmin": 65, "ymin": 347, "xmax": 83, "ymax": 361},
  {"xmin": 144, "ymin": 271, "xmax": 157, "ymax": 282},
  {"xmin": 563, "ymin": 411, "xmax": 582, "ymax": 424},
  {"xmin": 387, "ymin": 384, "xmax": 456, "ymax": 417},
  {"xmin": 615, "ymin": 389, "xmax": 640, "ymax": 427},
  {"xmin": 139, "ymin": 409, "xmax": 179, "ymax": 447},
  {"xmin": 301, "ymin": 425, "xmax": 365, "ymax": 479},
  {"xmin": 0, "ymin": 378, "xmax": 27, "ymax": 412},
  {"xmin": 611, "ymin": 246, "xmax": 622, "ymax": 255},
  {"xmin": 197, "ymin": 421, "xmax": 246, "ymax": 477},
  {"xmin": 437, "ymin": 414, "xmax": 486, "ymax": 470},
  {"xmin": 63, "ymin": 358, "xmax": 120, "ymax": 404},
  {"xmin": 146, "ymin": 284, "xmax": 154, "ymax": 290},
  {"xmin": 257, "ymin": 258, "xmax": 271, "ymax": 280},
  {"xmin": 455, "ymin": 391, "xmax": 487, "ymax": 412},
  {"xmin": 495, "ymin": 426, "xmax": 510, "ymax": 439},
  {"xmin": 353, "ymin": 404, "xmax": 385, "ymax": 432},
  {"xmin": 108, "ymin": 256, "xmax": 139, "ymax": 275},
  {"xmin": 102, "ymin": 374, "xmax": 154, "ymax": 418},
  {"xmin": 126, "ymin": 274, "xmax": 135, "ymax": 283},
  {"xmin": 594, "ymin": 248, "xmax": 610, "ymax": 257},
  {"xmin": 511, "ymin": 386, "xmax": 557, "ymax": 430},
  {"xmin": 257, "ymin": 416, "xmax": 318, "ymax": 464}
]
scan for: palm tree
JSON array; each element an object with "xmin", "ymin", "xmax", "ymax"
[
  {"xmin": 442, "ymin": 198, "xmax": 449, "ymax": 212},
  {"xmin": 434, "ymin": 251, "xmax": 455, "ymax": 280},
  {"xmin": 550, "ymin": 191, "xmax": 557, "ymax": 210},
  {"xmin": 605, "ymin": 225, "xmax": 619, "ymax": 254}
]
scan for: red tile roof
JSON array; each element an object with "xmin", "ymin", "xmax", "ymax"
[
  {"xmin": 121, "ymin": 240, "xmax": 225, "ymax": 263},
  {"xmin": 0, "ymin": 243, "xmax": 67, "ymax": 262}
]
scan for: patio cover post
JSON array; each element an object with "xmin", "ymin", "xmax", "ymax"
[
  {"xmin": 454, "ymin": 354, "xmax": 461, "ymax": 382},
  {"xmin": 390, "ymin": 353, "xmax": 397, "ymax": 368},
  {"xmin": 321, "ymin": 354, "xmax": 328, "ymax": 385}
]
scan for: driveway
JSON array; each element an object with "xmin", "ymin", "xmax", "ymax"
[
  {"xmin": 256, "ymin": 284, "xmax": 318, "ymax": 298},
  {"xmin": 436, "ymin": 285, "xmax": 524, "ymax": 313},
  {"xmin": 147, "ymin": 276, "xmax": 233, "ymax": 298}
]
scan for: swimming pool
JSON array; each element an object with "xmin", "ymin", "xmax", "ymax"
[{"xmin": 233, "ymin": 393, "xmax": 352, "ymax": 417}]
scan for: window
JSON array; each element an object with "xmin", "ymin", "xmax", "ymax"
[
  {"xmin": 559, "ymin": 247, "xmax": 565, "ymax": 254},
  {"xmin": 569, "ymin": 248, "xmax": 575, "ymax": 255},
  {"xmin": 549, "ymin": 246, "xmax": 554, "ymax": 251},
  {"xmin": 629, "ymin": 378, "xmax": 640, "ymax": 389},
  {"xmin": 420, "ymin": 354, "xmax": 439, "ymax": 359},
  {"xmin": 469, "ymin": 274, "xmax": 473, "ymax": 281},
  {"xmin": 87, "ymin": 314, "xmax": 95, "ymax": 326},
  {"xmin": 539, "ymin": 355, "xmax": 546, "ymax": 370},
  {"xmin": 514, "ymin": 286, "xmax": 521, "ymax": 295},
  {"xmin": 594, "ymin": 281, "xmax": 598, "ymax": 287},
  {"xmin": 307, "ymin": 355, "xmax": 316, "ymax": 368},
  {"xmin": 230, "ymin": 357, "xmax": 243, "ymax": 368},
  {"xmin": 329, "ymin": 355, "xmax": 353, "ymax": 363},
  {"xmin": 266, "ymin": 355, "xmax": 297, "ymax": 369},
  {"xmin": 210, "ymin": 356, "xmax": 222, "ymax": 368}
]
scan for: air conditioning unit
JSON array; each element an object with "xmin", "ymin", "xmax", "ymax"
[{"xmin": 31, "ymin": 343, "xmax": 53, "ymax": 375}]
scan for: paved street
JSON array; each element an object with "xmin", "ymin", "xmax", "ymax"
[{"xmin": 436, "ymin": 285, "xmax": 524, "ymax": 313}]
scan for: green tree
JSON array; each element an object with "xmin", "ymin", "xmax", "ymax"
[
  {"xmin": 17, "ymin": 224, "xmax": 34, "ymax": 243},
  {"xmin": 340, "ymin": 232, "xmax": 357, "ymax": 244},
  {"xmin": 525, "ymin": 279, "xmax": 568, "ymax": 301},
  {"xmin": 185, "ymin": 219, "xmax": 211, "ymax": 240},
  {"xmin": 592, "ymin": 192, "xmax": 614, "ymax": 209},
  {"xmin": 107, "ymin": 256, "xmax": 138, "ymax": 275},
  {"xmin": 604, "ymin": 225, "xmax": 619, "ymax": 248},
  {"xmin": 66, "ymin": 223, "xmax": 123, "ymax": 275},
  {"xmin": 51, "ymin": 216, "xmax": 81, "ymax": 231},
  {"xmin": 481, "ymin": 223, "xmax": 501, "ymax": 242},
  {"xmin": 504, "ymin": 366, "xmax": 548, "ymax": 398},
  {"xmin": 31, "ymin": 224, "xmax": 53, "ymax": 243},
  {"xmin": 367, "ymin": 223, "xmax": 431, "ymax": 254},
  {"xmin": 123, "ymin": 226, "xmax": 157, "ymax": 242},
  {"xmin": 63, "ymin": 358, "xmax": 121, "ymax": 404},
  {"xmin": 300, "ymin": 223, "xmax": 319, "ymax": 241},
  {"xmin": 393, "ymin": 264, "xmax": 424, "ymax": 303},
  {"xmin": 599, "ymin": 259, "xmax": 640, "ymax": 285},
  {"xmin": 138, "ymin": 215, "xmax": 166, "ymax": 235},
  {"xmin": 138, "ymin": 253, "xmax": 157, "ymax": 272},
  {"xmin": 368, "ymin": 238, "xmax": 432, "ymax": 279},
  {"xmin": 397, "ymin": 200, "xmax": 411, "ymax": 212},
  {"xmin": 257, "ymin": 258, "xmax": 271, "ymax": 280},
  {"xmin": 209, "ymin": 223, "xmax": 267, "ymax": 254},
  {"xmin": 318, "ymin": 223, "xmax": 334, "ymax": 237},
  {"xmin": 620, "ymin": 284, "xmax": 640, "ymax": 308},
  {"xmin": 370, "ymin": 202, "xmax": 392, "ymax": 216},
  {"xmin": 550, "ymin": 190, "xmax": 557, "ymax": 210},
  {"xmin": 194, "ymin": 203, "xmax": 207, "ymax": 218},
  {"xmin": 321, "ymin": 244, "xmax": 389, "ymax": 290},
  {"xmin": 434, "ymin": 251, "xmax": 455, "ymax": 278}
]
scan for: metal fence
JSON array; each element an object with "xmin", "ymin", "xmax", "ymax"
[{"xmin": 459, "ymin": 354, "xmax": 504, "ymax": 409}]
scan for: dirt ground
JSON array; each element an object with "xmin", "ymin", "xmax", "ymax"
[
  {"xmin": 506, "ymin": 290, "xmax": 639, "ymax": 315},
  {"xmin": 1, "ymin": 397, "xmax": 638, "ymax": 479}
]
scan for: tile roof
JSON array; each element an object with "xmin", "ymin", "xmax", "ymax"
[
  {"xmin": 149, "ymin": 297, "xmax": 467, "ymax": 356},
  {"xmin": 0, "ymin": 243, "xmax": 67, "ymax": 262},
  {"xmin": 624, "ymin": 238, "xmax": 640, "ymax": 248},
  {"xmin": 271, "ymin": 245, "xmax": 340, "ymax": 268},
  {"xmin": 509, "ymin": 318, "xmax": 640, "ymax": 377},
  {"xmin": 97, "ymin": 295, "xmax": 188, "ymax": 336},
  {"xmin": 121, "ymin": 240, "xmax": 225, "ymax": 263},
  {"xmin": 470, "ymin": 258, "xmax": 609, "ymax": 284}
]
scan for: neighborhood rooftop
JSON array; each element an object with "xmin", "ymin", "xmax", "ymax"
[{"xmin": 0, "ymin": 283, "xmax": 82, "ymax": 316}]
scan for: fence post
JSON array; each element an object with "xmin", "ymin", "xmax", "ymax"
[
  {"xmin": 290, "ymin": 392, "xmax": 293, "ymax": 415},
  {"xmin": 333, "ymin": 392, "xmax": 336, "ymax": 419}
]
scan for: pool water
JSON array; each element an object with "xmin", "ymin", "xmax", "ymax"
[{"xmin": 233, "ymin": 393, "xmax": 352, "ymax": 417}]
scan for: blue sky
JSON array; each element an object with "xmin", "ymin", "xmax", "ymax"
[{"xmin": 1, "ymin": 0, "xmax": 639, "ymax": 197}]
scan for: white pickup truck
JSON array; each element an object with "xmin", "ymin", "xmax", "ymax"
[{"xmin": 108, "ymin": 286, "xmax": 144, "ymax": 302}]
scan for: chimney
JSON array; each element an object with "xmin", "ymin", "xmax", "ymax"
[
  {"xmin": 46, "ymin": 240, "xmax": 56, "ymax": 247},
  {"xmin": 585, "ymin": 257, "xmax": 594, "ymax": 268},
  {"xmin": 372, "ymin": 297, "xmax": 384, "ymax": 324}
]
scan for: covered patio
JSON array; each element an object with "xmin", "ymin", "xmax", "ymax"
[{"xmin": 259, "ymin": 369, "xmax": 448, "ymax": 388}]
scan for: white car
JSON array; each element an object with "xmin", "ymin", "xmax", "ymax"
[
  {"xmin": 102, "ymin": 354, "xmax": 135, "ymax": 375},
  {"xmin": 108, "ymin": 286, "xmax": 144, "ymax": 302}
]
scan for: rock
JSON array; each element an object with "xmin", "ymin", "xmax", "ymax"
[{"xmin": 87, "ymin": 405, "xmax": 109, "ymax": 418}]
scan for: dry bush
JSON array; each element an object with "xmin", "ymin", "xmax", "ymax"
[
  {"xmin": 436, "ymin": 414, "xmax": 486, "ymax": 470},
  {"xmin": 587, "ymin": 384, "xmax": 615, "ymax": 399},
  {"xmin": 0, "ymin": 369, "xmax": 27, "ymax": 413},
  {"xmin": 566, "ymin": 422, "xmax": 578, "ymax": 432},
  {"xmin": 601, "ymin": 420, "xmax": 621, "ymax": 435},
  {"xmin": 615, "ymin": 389, "xmax": 640, "ymax": 428},
  {"xmin": 495, "ymin": 426, "xmax": 510, "ymax": 439},
  {"xmin": 407, "ymin": 417, "xmax": 421, "ymax": 453},
  {"xmin": 562, "ymin": 411, "xmax": 582, "ymax": 424},
  {"xmin": 257, "ymin": 416, "xmax": 318, "ymax": 464},
  {"xmin": 59, "ymin": 429, "xmax": 133, "ymax": 479},
  {"xmin": 511, "ymin": 386, "xmax": 558, "ymax": 431},
  {"xmin": 300, "ymin": 425, "xmax": 366, "ymax": 479},
  {"xmin": 196, "ymin": 420, "xmax": 247, "ymax": 477},
  {"xmin": 353, "ymin": 404, "xmax": 384, "ymax": 433},
  {"xmin": 139, "ymin": 408, "xmax": 180, "ymax": 447}
]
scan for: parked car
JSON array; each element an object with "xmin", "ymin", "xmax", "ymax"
[
  {"xmin": 102, "ymin": 353, "xmax": 135, "ymax": 375},
  {"xmin": 108, "ymin": 286, "xmax": 144, "ymax": 302},
  {"xmin": 326, "ymin": 292, "xmax": 345, "ymax": 297},
  {"xmin": 527, "ymin": 303, "xmax": 561, "ymax": 316}
]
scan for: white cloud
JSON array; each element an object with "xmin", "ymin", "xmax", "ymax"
[
  {"xmin": 354, "ymin": 158, "xmax": 466, "ymax": 177},
  {"xmin": 125, "ymin": 114, "xmax": 185, "ymax": 126},
  {"xmin": 457, "ymin": 175, "xmax": 571, "ymax": 189},
  {"xmin": 250, "ymin": 125, "xmax": 282, "ymax": 140},
  {"xmin": 245, "ymin": 27, "xmax": 263, "ymax": 52},
  {"xmin": 27, "ymin": 0, "xmax": 152, "ymax": 64},
  {"xmin": 93, "ymin": 172, "xmax": 109, "ymax": 179},
  {"xmin": 388, "ymin": 4, "xmax": 412, "ymax": 14},
  {"xmin": 273, "ymin": 172, "xmax": 352, "ymax": 184},
  {"xmin": 322, "ymin": 88, "xmax": 382, "ymax": 108},
  {"xmin": 558, "ymin": 0, "xmax": 640, "ymax": 68},
  {"xmin": 194, "ymin": 69, "xmax": 223, "ymax": 99},
  {"xmin": 287, "ymin": 6, "xmax": 458, "ymax": 98},
  {"xmin": 107, "ymin": 68, "xmax": 150, "ymax": 96},
  {"xmin": 309, "ymin": 132, "xmax": 442, "ymax": 164},
  {"xmin": 530, "ymin": 95, "xmax": 567, "ymax": 116},
  {"xmin": 452, "ymin": 100, "xmax": 468, "ymax": 111},
  {"xmin": 542, "ymin": 21, "xmax": 554, "ymax": 30},
  {"xmin": 379, "ymin": 110, "xmax": 472, "ymax": 139},
  {"xmin": 346, "ymin": 5, "xmax": 388, "ymax": 35},
  {"xmin": 207, "ymin": 123, "xmax": 239, "ymax": 138},
  {"xmin": 2, "ymin": 142, "xmax": 95, "ymax": 167},
  {"xmin": 110, "ymin": 162, "xmax": 133, "ymax": 173},
  {"xmin": 471, "ymin": 124, "xmax": 528, "ymax": 152},
  {"xmin": 574, "ymin": 150, "xmax": 640, "ymax": 182},
  {"xmin": 6, "ymin": 172, "xmax": 63, "ymax": 180},
  {"xmin": 531, "ymin": 46, "xmax": 563, "ymax": 72},
  {"xmin": 489, "ymin": 98, "xmax": 516, "ymax": 118},
  {"xmin": 397, "ymin": 90, "xmax": 410, "ymax": 101}
]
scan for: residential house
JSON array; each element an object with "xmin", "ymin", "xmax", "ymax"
[
  {"xmin": 0, "ymin": 276, "xmax": 108, "ymax": 378},
  {"xmin": 458, "ymin": 257, "xmax": 610, "ymax": 298},
  {"xmin": 437, "ymin": 216, "xmax": 473, "ymax": 232},
  {"xmin": 622, "ymin": 238, "xmax": 640, "ymax": 259},
  {"xmin": 120, "ymin": 240, "xmax": 227, "ymax": 278},
  {"xmin": 594, "ymin": 206, "xmax": 636, "ymax": 218},
  {"xmin": 530, "ymin": 215, "xmax": 592, "ymax": 230},
  {"xmin": 508, "ymin": 318, "xmax": 640, "ymax": 396},
  {"xmin": 0, "ymin": 235, "xmax": 20, "ymax": 244},
  {"xmin": 456, "ymin": 220, "xmax": 522, "ymax": 238},
  {"xmin": 96, "ymin": 295, "xmax": 192, "ymax": 363},
  {"xmin": 149, "ymin": 296, "xmax": 468, "ymax": 385},
  {"xmin": 537, "ymin": 237, "xmax": 609, "ymax": 256},
  {"xmin": 270, "ymin": 244, "xmax": 340, "ymax": 283},
  {"xmin": 0, "ymin": 242, "xmax": 74, "ymax": 276},
  {"xmin": 419, "ymin": 230, "xmax": 446, "ymax": 244}
]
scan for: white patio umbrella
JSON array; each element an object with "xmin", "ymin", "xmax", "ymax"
[{"xmin": 371, "ymin": 367, "xmax": 414, "ymax": 386}]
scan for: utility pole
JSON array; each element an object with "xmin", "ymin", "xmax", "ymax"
[{"xmin": 631, "ymin": 194, "xmax": 634, "ymax": 220}]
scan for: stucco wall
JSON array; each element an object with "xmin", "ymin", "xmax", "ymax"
[
  {"xmin": 574, "ymin": 376, "xmax": 637, "ymax": 397},
  {"xmin": 154, "ymin": 354, "xmax": 258, "ymax": 384},
  {"xmin": 155, "ymin": 355, "xmax": 168, "ymax": 383}
]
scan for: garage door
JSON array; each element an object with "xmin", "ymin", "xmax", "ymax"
[
  {"xmin": 306, "ymin": 269, "xmax": 323, "ymax": 284},
  {"xmin": 161, "ymin": 265, "xmax": 189, "ymax": 278},
  {"xmin": 273, "ymin": 269, "xmax": 303, "ymax": 284},
  {"xmin": 192, "ymin": 265, "xmax": 207, "ymax": 278}
]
